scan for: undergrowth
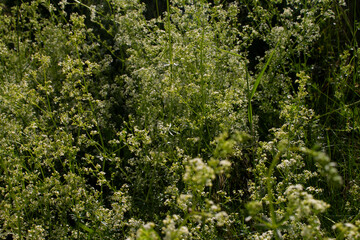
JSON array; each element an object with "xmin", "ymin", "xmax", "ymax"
[{"xmin": 0, "ymin": 0, "xmax": 359, "ymax": 239}]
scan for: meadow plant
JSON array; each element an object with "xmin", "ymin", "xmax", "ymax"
[{"xmin": 0, "ymin": 0, "xmax": 359, "ymax": 239}]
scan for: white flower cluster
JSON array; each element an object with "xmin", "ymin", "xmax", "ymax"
[
  {"xmin": 183, "ymin": 158, "xmax": 215, "ymax": 192},
  {"xmin": 162, "ymin": 215, "xmax": 189, "ymax": 240},
  {"xmin": 333, "ymin": 221, "xmax": 360, "ymax": 239}
]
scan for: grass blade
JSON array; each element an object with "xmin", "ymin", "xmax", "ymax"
[{"xmin": 249, "ymin": 41, "xmax": 280, "ymax": 100}]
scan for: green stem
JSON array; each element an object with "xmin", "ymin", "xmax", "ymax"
[
  {"xmin": 166, "ymin": 0, "xmax": 174, "ymax": 123},
  {"xmin": 266, "ymin": 151, "xmax": 282, "ymax": 231}
]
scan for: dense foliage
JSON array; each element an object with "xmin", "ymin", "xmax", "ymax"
[{"xmin": 0, "ymin": 0, "xmax": 359, "ymax": 239}]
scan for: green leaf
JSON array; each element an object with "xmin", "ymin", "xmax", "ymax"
[
  {"xmin": 78, "ymin": 222, "xmax": 94, "ymax": 234},
  {"xmin": 249, "ymin": 41, "xmax": 280, "ymax": 100}
]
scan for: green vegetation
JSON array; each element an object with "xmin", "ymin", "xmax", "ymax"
[{"xmin": 0, "ymin": 0, "xmax": 359, "ymax": 239}]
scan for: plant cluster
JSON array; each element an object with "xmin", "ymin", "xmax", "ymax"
[{"xmin": 0, "ymin": 0, "xmax": 359, "ymax": 239}]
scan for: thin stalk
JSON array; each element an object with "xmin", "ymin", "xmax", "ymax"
[
  {"xmin": 166, "ymin": 0, "xmax": 174, "ymax": 122},
  {"xmin": 198, "ymin": 10, "xmax": 206, "ymax": 110},
  {"xmin": 246, "ymin": 67, "xmax": 252, "ymax": 136},
  {"xmin": 15, "ymin": 3, "xmax": 23, "ymax": 238},
  {"xmin": 196, "ymin": 1, "xmax": 207, "ymax": 153},
  {"xmin": 266, "ymin": 151, "xmax": 282, "ymax": 237},
  {"xmin": 16, "ymin": 1, "xmax": 22, "ymax": 82},
  {"xmin": 155, "ymin": 0, "xmax": 160, "ymax": 18}
]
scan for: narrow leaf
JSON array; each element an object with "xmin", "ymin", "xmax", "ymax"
[
  {"xmin": 249, "ymin": 41, "xmax": 280, "ymax": 100},
  {"xmin": 78, "ymin": 222, "xmax": 95, "ymax": 234}
]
